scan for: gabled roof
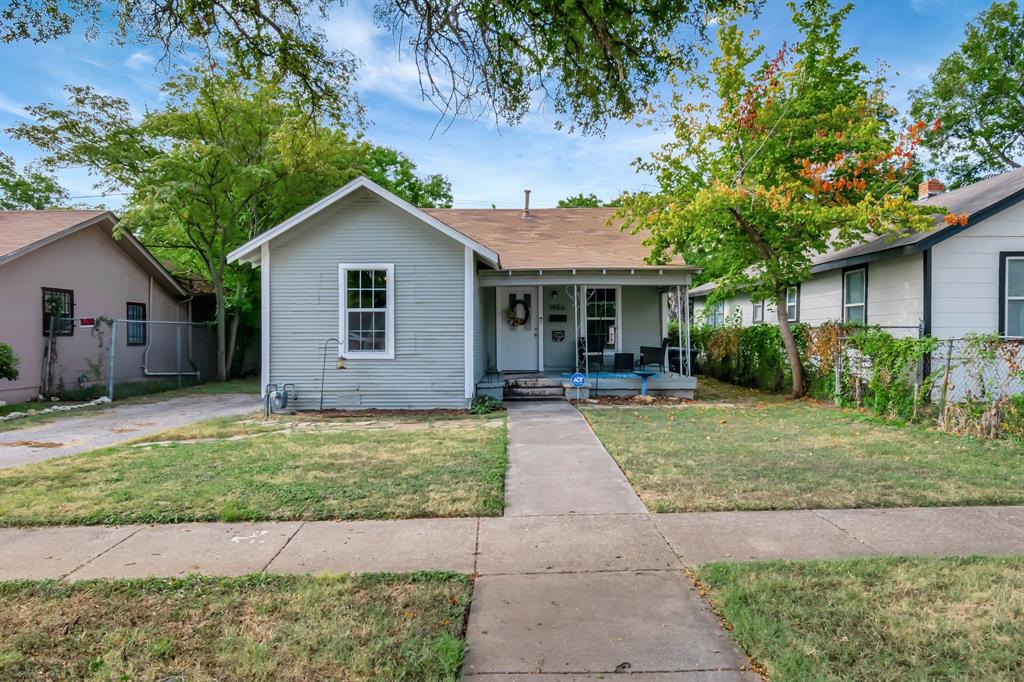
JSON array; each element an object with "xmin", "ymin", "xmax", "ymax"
[
  {"xmin": 423, "ymin": 208, "xmax": 693, "ymax": 271},
  {"xmin": 227, "ymin": 176, "xmax": 695, "ymax": 272},
  {"xmin": 690, "ymin": 166, "xmax": 1024, "ymax": 297},
  {"xmin": 812, "ymin": 166, "xmax": 1024, "ymax": 272},
  {"xmin": 227, "ymin": 176, "xmax": 501, "ymax": 267},
  {"xmin": 0, "ymin": 210, "xmax": 188, "ymax": 297}
]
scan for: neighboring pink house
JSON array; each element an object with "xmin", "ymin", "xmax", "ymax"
[{"xmin": 0, "ymin": 210, "xmax": 193, "ymax": 403}]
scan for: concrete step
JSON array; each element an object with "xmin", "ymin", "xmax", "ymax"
[
  {"xmin": 504, "ymin": 386, "xmax": 565, "ymax": 398},
  {"xmin": 504, "ymin": 377, "xmax": 562, "ymax": 389}
]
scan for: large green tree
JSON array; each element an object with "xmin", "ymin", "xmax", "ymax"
[
  {"xmin": 0, "ymin": 152, "xmax": 68, "ymax": 209},
  {"xmin": 910, "ymin": 0, "xmax": 1024, "ymax": 188},
  {"xmin": 0, "ymin": 0, "xmax": 754, "ymax": 132},
  {"xmin": 10, "ymin": 69, "xmax": 451, "ymax": 380},
  {"xmin": 621, "ymin": 0, "xmax": 940, "ymax": 398},
  {"xmin": 557, "ymin": 193, "xmax": 622, "ymax": 208}
]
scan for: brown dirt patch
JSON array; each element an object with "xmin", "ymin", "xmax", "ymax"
[{"xmin": 0, "ymin": 440, "xmax": 64, "ymax": 448}]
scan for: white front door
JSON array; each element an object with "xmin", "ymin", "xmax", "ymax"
[{"xmin": 497, "ymin": 286, "xmax": 540, "ymax": 371}]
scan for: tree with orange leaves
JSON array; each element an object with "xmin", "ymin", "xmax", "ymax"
[{"xmin": 620, "ymin": 0, "xmax": 941, "ymax": 398}]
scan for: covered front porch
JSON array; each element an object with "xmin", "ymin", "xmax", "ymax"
[{"xmin": 472, "ymin": 268, "xmax": 696, "ymax": 400}]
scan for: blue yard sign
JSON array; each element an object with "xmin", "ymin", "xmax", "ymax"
[{"xmin": 570, "ymin": 372, "xmax": 586, "ymax": 387}]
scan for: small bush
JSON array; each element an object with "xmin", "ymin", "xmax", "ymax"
[
  {"xmin": 470, "ymin": 395, "xmax": 503, "ymax": 415},
  {"xmin": 0, "ymin": 343, "xmax": 18, "ymax": 381}
]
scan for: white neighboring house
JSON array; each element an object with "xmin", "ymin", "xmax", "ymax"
[{"xmin": 690, "ymin": 168, "xmax": 1024, "ymax": 339}]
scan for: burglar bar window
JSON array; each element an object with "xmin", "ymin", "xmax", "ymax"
[
  {"xmin": 127, "ymin": 302, "xmax": 147, "ymax": 346},
  {"xmin": 42, "ymin": 288, "xmax": 74, "ymax": 336}
]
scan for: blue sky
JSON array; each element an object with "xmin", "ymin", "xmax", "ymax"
[{"xmin": 0, "ymin": 0, "xmax": 990, "ymax": 209}]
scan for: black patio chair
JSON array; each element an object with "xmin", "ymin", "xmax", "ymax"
[
  {"xmin": 639, "ymin": 338, "xmax": 669, "ymax": 372},
  {"xmin": 614, "ymin": 353, "xmax": 634, "ymax": 372}
]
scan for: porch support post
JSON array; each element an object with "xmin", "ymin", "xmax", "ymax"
[
  {"xmin": 675, "ymin": 284, "xmax": 684, "ymax": 377},
  {"xmin": 684, "ymin": 284, "xmax": 691, "ymax": 376}
]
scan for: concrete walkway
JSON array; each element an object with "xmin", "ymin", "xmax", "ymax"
[
  {"xmin": 504, "ymin": 401, "xmax": 645, "ymax": 516},
  {"xmin": 0, "ymin": 393, "xmax": 259, "ymax": 468}
]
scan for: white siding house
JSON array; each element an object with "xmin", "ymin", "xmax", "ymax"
[{"xmin": 691, "ymin": 168, "xmax": 1024, "ymax": 339}]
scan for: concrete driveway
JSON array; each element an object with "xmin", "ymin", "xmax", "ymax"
[{"xmin": 0, "ymin": 393, "xmax": 259, "ymax": 469}]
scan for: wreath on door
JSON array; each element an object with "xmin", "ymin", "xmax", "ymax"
[{"xmin": 505, "ymin": 298, "xmax": 531, "ymax": 327}]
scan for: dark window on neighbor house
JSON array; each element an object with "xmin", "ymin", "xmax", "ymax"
[
  {"xmin": 706, "ymin": 300, "xmax": 725, "ymax": 328},
  {"xmin": 1004, "ymin": 255, "xmax": 1024, "ymax": 338},
  {"xmin": 752, "ymin": 299, "xmax": 765, "ymax": 323},
  {"xmin": 843, "ymin": 268, "xmax": 867, "ymax": 324},
  {"xmin": 42, "ymin": 288, "xmax": 74, "ymax": 336},
  {"xmin": 127, "ymin": 302, "xmax": 147, "ymax": 346},
  {"xmin": 786, "ymin": 286, "xmax": 799, "ymax": 322}
]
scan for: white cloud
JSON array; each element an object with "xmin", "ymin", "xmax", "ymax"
[
  {"xmin": 0, "ymin": 93, "xmax": 28, "ymax": 118},
  {"xmin": 125, "ymin": 51, "xmax": 158, "ymax": 71}
]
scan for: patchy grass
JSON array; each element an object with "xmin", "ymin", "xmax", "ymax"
[
  {"xmin": 0, "ymin": 378, "xmax": 259, "ymax": 433},
  {"xmin": 697, "ymin": 555, "xmax": 1024, "ymax": 681},
  {"xmin": 581, "ymin": 377, "xmax": 1024, "ymax": 511},
  {"xmin": 0, "ymin": 572, "xmax": 471, "ymax": 681},
  {"xmin": 0, "ymin": 414, "xmax": 507, "ymax": 525}
]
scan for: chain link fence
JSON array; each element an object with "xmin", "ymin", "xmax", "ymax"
[{"xmin": 836, "ymin": 330, "xmax": 1024, "ymax": 438}]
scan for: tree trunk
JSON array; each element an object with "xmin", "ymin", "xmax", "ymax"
[
  {"xmin": 225, "ymin": 311, "xmax": 240, "ymax": 379},
  {"xmin": 776, "ymin": 288, "xmax": 805, "ymax": 399},
  {"xmin": 212, "ymin": 277, "xmax": 227, "ymax": 382}
]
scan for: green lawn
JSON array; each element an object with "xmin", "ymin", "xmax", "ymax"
[
  {"xmin": 0, "ymin": 572, "xmax": 471, "ymax": 681},
  {"xmin": 581, "ymin": 377, "xmax": 1024, "ymax": 511},
  {"xmin": 0, "ymin": 378, "xmax": 259, "ymax": 433},
  {"xmin": 697, "ymin": 555, "xmax": 1024, "ymax": 681},
  {"xmin": 0, "ymin": 414, "xmax": 507, "ymax": 525}
]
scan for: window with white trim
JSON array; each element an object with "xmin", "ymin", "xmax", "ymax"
[
  {"xmin": 786, "ymin": 286, "xmax": 799, "ymax": 322},
  {"xmin": 340, "ymin": 264, "xmax": 394, "ymax": 358},
  {"xmin": 843, "ymin": 268, "xmax": 866, "ymax": 324},
  {"xmin": 1006, "ymin": 256, "xmax": 1024, "ymax": 338},
  {"xmin": 752, "ymin": 299, "xmax": 764, "ymax": 323},
  {"xmin": 585, "ymin": 287, "xmax": 619, "ymax": 350}
]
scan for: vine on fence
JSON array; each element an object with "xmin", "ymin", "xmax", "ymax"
[{"xmin": 845, "ymin": 329, "xmax": 938, "ymax": 421}]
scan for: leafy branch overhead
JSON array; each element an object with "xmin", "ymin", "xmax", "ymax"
[
  {"xmin": 0, "ymin": 0, "xmax": 754, "ymax": 131},
  {"xmin": 910, "ymin": 0, "xmax": 1024, "ymax": 188},
  {"xmin": 620, "ymin": 0, "xmax": 942, "ymax": 398}
]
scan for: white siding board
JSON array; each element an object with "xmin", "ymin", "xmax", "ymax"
[
  {"xmin": 931, "ymin": 200, "xmax": 1024, "ymax": 338},
  {"xmin": 269, "ymin": 191, "xmax": 466, "ymax": 409}
]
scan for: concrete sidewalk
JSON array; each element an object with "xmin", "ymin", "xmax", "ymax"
[
  {"xmin": 0, "ymin": 393, "xmax": 259, "ymax": 468},
  {"xmin": 6, "ymin": 506, "xmax": 1024, "ymax": 582}
]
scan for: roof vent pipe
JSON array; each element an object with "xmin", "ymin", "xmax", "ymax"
[{"xmin": 523, "ymin": 189, "xmax": 531, "ymax": 218}]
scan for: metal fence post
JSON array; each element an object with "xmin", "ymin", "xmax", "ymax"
[
  {"xmin": 106, "ymin": 320, "xmax": 117, "ymax": 400},
  {"xmin": 937, "ymin": 338, "xmax": 953, "ymax": 426}
]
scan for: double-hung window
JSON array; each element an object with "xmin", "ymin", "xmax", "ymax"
[
  {"xmin": 126, "ymin": 302, "xmax": 147, "ymax": 346},
  {"xmin": 752, "ymin": 300, "xmax": 765, "ymax": 324},
  {"xmin": 585, "ymin": 287, "xmax": 620, "ymax": 350},
  {"xmin": 706, "ymin": 300, "xmax": 725, "ymax": 328},
  {"xmin": 843, "ymin": 268, "xmax": 867, "ymax": 324},
  {"xmin": 340, "ymin": 264, "xmax": 395, "ymax": 359},
  {"xmin": 786, "ymin": 286, "xmax": 799, "ymax": 322},
  {"xmin": 1003, "ymin": 254, "xmax": 1024, "ymax": 337},
  {"xmin": 42, "ymin": 288, "xmax": 74, "ymax": 336}
]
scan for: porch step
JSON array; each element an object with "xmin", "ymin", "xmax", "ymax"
[
  {"xmin": 504, "ymin": 386, "xmax": 565, "ymax": 398},
  {"xmin": 504, "ymin": 376, "xmax": 562, "ymax": 389}
]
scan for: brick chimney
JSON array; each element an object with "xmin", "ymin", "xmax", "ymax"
[
  {"xmin": 919, "ymin": 178, "xmax": 945, "ymax": 200},
  {"xmin": 522, "ymin": 189, "xmax": 531, "ymax": 218}
]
